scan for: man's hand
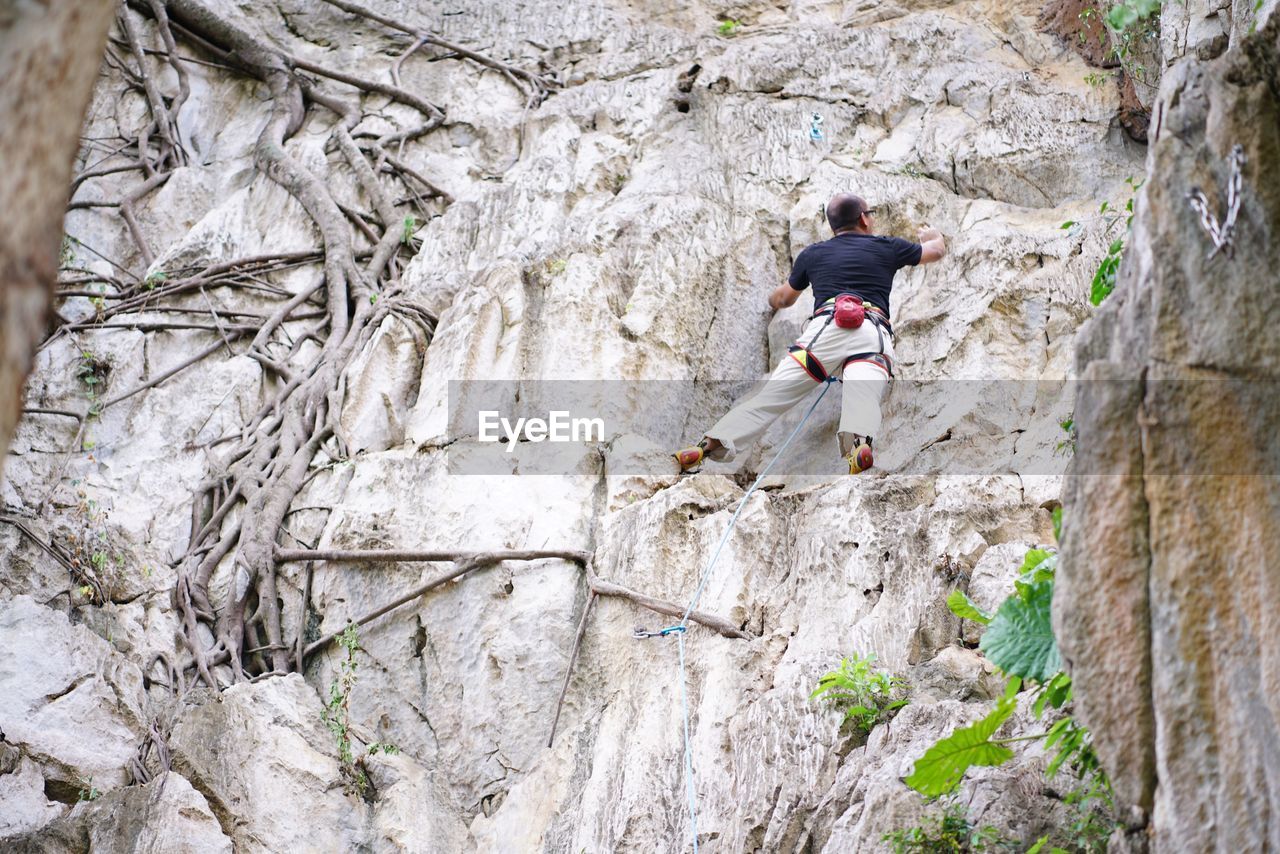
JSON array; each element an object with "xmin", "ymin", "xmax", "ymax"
[
  {"xmin": 769, "ymin": 282, "xmax": 804, "ymax": 312},
  {"xmin": 918, "ymin": 226, "xmax": 947, "ymax": 265}
]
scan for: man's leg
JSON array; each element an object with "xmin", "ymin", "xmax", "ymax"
[
  {"xmin": 679, "ymin": 354, "xmax": 819, "ymax": 466},
  {"xmin": 837, "ymin": 360, "xmax": 890, "ymax": 471}
]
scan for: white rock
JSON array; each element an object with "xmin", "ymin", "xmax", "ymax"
[{"xmin": 0, "ymin": 596, "xmax": 145, "ymax": 791}]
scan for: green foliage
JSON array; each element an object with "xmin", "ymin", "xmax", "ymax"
[
  {"xmin": 974, "ymin": 549, "xmax": 1061, "ymax": 682},
  {"xmin": 60, "ymin": 235, "xmax": 79, "ymax": 269},
  {"xmin": 883, "ymin": 801, "xmax": 1018, "ymax": 853},
  {"xmin": 143, "ymin": 270, "xmax": 167, "ymax": 291},
  {"xmin": 62, "ymin": 488, "xmax": 124, "ymax": 605},
  {"xmin": 401, "ymin": 215, "xmax": 417, "ymax": 245},
  {"xmin": 322, "ymin": 624, "xmax": 368, "ymax": 793},
  {"xmin": 1083, "ymin": 71, "xmax": 1110, "ymax": 88},
  {"xmin": 1090, "ymin": 238, "xmax": 1122, "ymax": 305},
  {"xmin": 1056, "ymin": 414, "xmax": 1076, "ymax": 457},
  {"xmin": 77, "ymin": 776, "xmax": 100, "ymax": 802},
  {"xmin": 909, "ymin": 531, "xmax": 1109, "ymax": 804},
  {"xmin": 1105, "ymin": 0, "xmax": 1160, "ymax": 32},
  {"xmin": 1052, "ymin": 507, "xmax": 1064, "ymax": 543},
  {"xmin": 946, "ymin": 590, "xmax": 992, "ymax": 625},
  {"xmin": 77, "ymin": 350, "xmax": 108, "ymax": 419},
  {"xmin": 905, "ymin": 689, "xmax": 1018, "ymax": 797},
  {"xmin": 367, "ymin": 741, "xmax": 400, "ymax": 756},
  {"xmin": 810, "ymin": 653, "xmax": 909, "ymax": 734},
  {"xmin": 1064, "ymin": 176, "xmax": 1143, "ymax": 306},
  {"xmin": 545, "ymin": 258, "xmax": 568, "ymax": 276},
  {"xmin": 717, "ymin": 19, "xmax": 742, "ymax": 36}
]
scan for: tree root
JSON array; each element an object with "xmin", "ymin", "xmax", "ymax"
[{"xmin": 44, "ymin": 0, "xmax": 560, "ymax": 697}]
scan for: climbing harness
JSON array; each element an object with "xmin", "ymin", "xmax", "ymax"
[
  {"xmin": 809, "ymin": 112, "xmax": 825, "ymax": 142},
  {"xmin": 636, "ymin": 379, "xmax": 838, "ymax": 853},
  {"xmin": 787, "ymin": 296, "xmax": 894, "ymax": 384},
  {"xmin": 1186, "ymin": 143, "xmax": 1246, "ymax": 259}
]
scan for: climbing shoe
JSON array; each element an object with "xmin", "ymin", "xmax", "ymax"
[
  {"xmin": 674, "ymin": 441, "xmax": 708, "ymax": 472},
  {"xmin": 846, "ymin": 440, "xmax": 874, "ymax": 474}
]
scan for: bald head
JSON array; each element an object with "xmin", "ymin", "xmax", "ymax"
[{"xmin": 826, "ymin": 193, "xmax": 870, "ymax": 234}]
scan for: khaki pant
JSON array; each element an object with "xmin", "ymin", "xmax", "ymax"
[{"xmin": 705, "ymin": 314, "xmax": 893, "ymax": 461}]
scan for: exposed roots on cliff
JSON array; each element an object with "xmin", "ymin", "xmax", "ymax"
[
  {"xmin": 46, "ymin": 0, "xmax": 550, "ymax": 692},
  {"xmin": 48, "ymin": 0, "xmax": 730, "ymax": 709}
]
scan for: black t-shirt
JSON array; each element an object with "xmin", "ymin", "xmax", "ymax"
[{"xmin": 788, "ymin": 233, "xmax": 922, "ymax": 317}]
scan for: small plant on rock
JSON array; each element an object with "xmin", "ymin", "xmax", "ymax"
[
  {"xmin": 322, "ymin": 624, "xmax": 374, "ymax": 795},
  {"xmin": 61, "ymin": 488, "xmax": 124, "ymax": 605},
  {"xmin": 59, "ymin": 235, "xmax": 78, "ymax": 269},
  {"xmin": 76, "ymin": 775, "xmax": 100, "ymax": 802},
  {"xmin": 1061, "ymin": 176, "xmax": 1143, "ymax": 306},
  {"xmin": 1055, "ymin": 414, "xmax": 1076, "ymax": 457},
  {"xmin": 716, "ymin": 19, "xmax": 742, "ymax": 36},
  {"xmin": 884, "ymin": 801, "xmax": 1017, "ymax": 853},
  {"xmin": 904, "ymin": 516, "xmax": 1119, "ymax": 852},
  {"xmin": 810, "ymin": 653, "xmax": 909, "ymax": 733},
  {"xmin": 77, "ymin": 350, "xmax": 108, "ymax": 418}
]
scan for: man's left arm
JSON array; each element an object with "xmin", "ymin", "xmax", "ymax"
[{"xmin": 769, "ymin": 282, "xmax": 804, "ymax": 311}]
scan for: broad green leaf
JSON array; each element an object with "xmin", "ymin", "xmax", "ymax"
[
  {"xmin": 1016, "ymin": 551, "xmax": 1058, "ymax": 597},
  {"xmin": 1107, "ymin": 4, "xmax": 1139, "ymax": 30},
  {"xmin": 1051, "ymin": 507, "xmax": 1063, "ymax": 543},
  {"xmin": 981, "ymin": 578, "xmax": 1062, "ymax": 682},
  {"xmin": 947, "ymin": 589, "xmax": 992, "ymax": 625},
  {"xmin": 904, "ymin": 696, "xmax": 1017, "ymax": 797},
  {"xmin": 1019, "ymin": 548, "xmax": 1053, "ymax": 574}
]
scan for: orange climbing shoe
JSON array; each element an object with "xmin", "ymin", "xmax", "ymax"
[
  {"xmin": 846, "ymin": 441, "xmax": 874, "ymax": 474},
  {"xmin": 674, "ymin": 441, "xmax": 708, "ymax": 472}
]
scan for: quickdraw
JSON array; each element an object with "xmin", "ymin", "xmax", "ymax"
[
  {"xmin": 809, "ymin": 112, "xmax": 824, "ymax": 142},
  {"xmin": 1187, "ymin": 143, "xmax": 1246, "ymax": 259}
]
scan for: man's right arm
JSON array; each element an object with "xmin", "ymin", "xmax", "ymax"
[{"xmin": 918, "ymin": 227, "xmax": 946, "ymax": 264}]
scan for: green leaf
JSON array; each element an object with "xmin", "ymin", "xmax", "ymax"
[
  {"xmin": 1015, "ymin": 551, "xmax": 1058, "ymax": 597},
  {"xmin": 1034, "ymin": 671, "xmax": 1073, "ymax": 717},
  {"xmin": 904, "ymin": 695, "xmax": 1017, "ymax": 797},
  {"xmin": 1027, "ymin": 836, "xmax": 1050, "ymax": 854},
  {"xmin": 947, "ymin": 589, "xmax": 992, "ymax": 625},
  {"xmin": 1060, "ymin": 220, "xmax": 1075, "ymax": 229},
  {"xmin": 981, "ymin": 578, "xmax": 1062, "ymax": 682},
  {"xmin": 1052, "ymin": 507, "xmax": 1063, "ymax": 543},
  {"xmin": 1108, "ymin": 237, "xmax": 1125, "ymax": 255},
  {"xmin": 1107, "ymin": 4, "xmax": 1139, "ymax": 30}
]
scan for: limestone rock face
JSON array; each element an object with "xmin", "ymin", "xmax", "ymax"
[
  {"xmin": 5, "ymin": 773, "xmax": 231, "ymax": 854},
  {"xmin": 0, "ymin": 596, "xmax": 146, "ymax": 792},
  {"xmin": 1057, "ymin": 14, "xmax": 1280, "ymax": 852},
  {"xmin": 0, "ymin": 0, "xmax": 1207, "ymax": 850},
  {"xmin": 168, "ymin": 675, "xmax": 468, "ymax": 853}
]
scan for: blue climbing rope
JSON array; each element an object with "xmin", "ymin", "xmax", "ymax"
[{"xmin": 655, "ymin": 377, "xmax": 838, "ymax": 853}]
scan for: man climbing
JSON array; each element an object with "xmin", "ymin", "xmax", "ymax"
[{"xmin": 675, "ymin": 193, "xmax": 946, "ymax": 474}]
